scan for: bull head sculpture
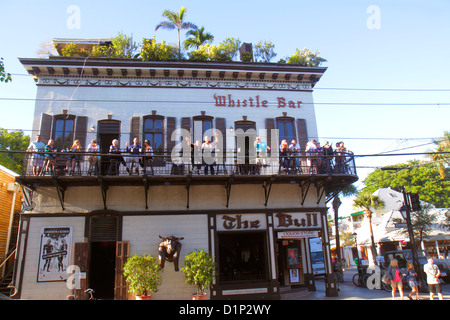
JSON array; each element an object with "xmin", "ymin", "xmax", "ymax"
[{"xmin": 158, "ymin": 235, "xmax": 184, "ymax": 271}]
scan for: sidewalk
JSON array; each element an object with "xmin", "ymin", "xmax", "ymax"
[{"xmin": 292, "ymin": 267, "xmax": 449, "ymax": 300}]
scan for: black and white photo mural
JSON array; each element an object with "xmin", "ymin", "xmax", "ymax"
[{"xmin": 37, "ymin": 226, "xmax": 72, "ymax": 282}]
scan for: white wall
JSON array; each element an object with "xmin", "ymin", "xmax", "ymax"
[{"xmin": 122, "ymin": 214, "xmax": 208, "ymax": 300}]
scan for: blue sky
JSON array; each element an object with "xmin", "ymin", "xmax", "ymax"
[{"xmin": 1, "ymin": 0, "xmax": 449, "ymax": 213}]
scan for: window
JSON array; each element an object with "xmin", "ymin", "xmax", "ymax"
[
  {"xmin": 53, "ymin": 115, "xmax": 75, "ymax": 150},
  {"xmin": 193, "ymin": 115, "xmax": 213, "ymax": 142},
  {"xmin": 143, "ymin": 116, "xmax": 164, "ymax": 153},
  {"xmin": 276, "ymin": 117, "xmax": 296, "ymax": 144},
  {"xmin": 218, "ymin": 232, "xmax": 268, "ymax": 282}
]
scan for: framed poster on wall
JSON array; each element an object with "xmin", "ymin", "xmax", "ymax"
[
  {"xmin": 289, "ymin": 268, "xmax": 300, "ymax": 283},
  {"xmin": 37, "ymin": 226, "xmax": 73, "ymax": 282},
  {"xmin": 287, "ymin": 247, "xmax": 300, "ymax": 268}
]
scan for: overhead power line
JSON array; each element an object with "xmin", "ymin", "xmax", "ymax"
[{"xmin": 0, "ymin": 97, "xmax": 449, "ymax": 107}]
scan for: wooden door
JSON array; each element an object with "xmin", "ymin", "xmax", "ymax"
[
  {"xmin": 114, "ymin": 241, "xmax": 129, "ymax": 300},
  {"xmin": 73, "ymin": 242, "xmax": 89, "ymax": 300}
]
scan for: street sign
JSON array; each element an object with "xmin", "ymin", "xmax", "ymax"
[{"xmin": 395, "ymin": 223, "xmax": 407, "ymax": 228}]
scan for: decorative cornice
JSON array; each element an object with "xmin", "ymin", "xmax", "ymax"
[{"xmin": 37, "ymin": 75, "xmax": 313, "ymax": 91}]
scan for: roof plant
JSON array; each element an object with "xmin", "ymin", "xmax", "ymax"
[{"xmin": 155, "ymin": 6, "xmax": 198, "ymax": 60}]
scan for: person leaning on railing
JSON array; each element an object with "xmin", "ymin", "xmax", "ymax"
[
  {"xmin": 126, "ymin": 137, "xmax": 142, "ymax": 175},
  {"xmin": 86, "ymin": 139, "xmax": 100, "ymax": 175},
  {"xmin": 27, "ymin": 134, "xmax": 46, "ymax": 176},
  {"xmin": 43, "ymin": 139, "xmax": 57, "ymax": 174},
  {"xmin": 108, "ymin": 139, "xmax": 128, "ymax": 175}
]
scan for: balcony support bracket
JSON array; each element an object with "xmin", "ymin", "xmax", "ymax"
[
  {"xmin": 98, "ymin": 177, "xmax": 108, "ymax": 210},
  {"xmin": 52, "ymin": 177, "xmax": 67, "ymax": 211}
]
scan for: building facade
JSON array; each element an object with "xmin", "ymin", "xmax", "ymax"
[{"xmin": 13, "ymin": 46, "xmax": 357, "ymax": 300}]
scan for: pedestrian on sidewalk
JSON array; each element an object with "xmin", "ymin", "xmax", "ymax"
[
  {"xmin": 333, "ymin": 258, "xmax": 344, "ymax": 291},
  {"xmin": 424, "ymin": 256, "xmax": 444, "ymax": 300},
  {"xmin": 404, "ymin": 262, "xmax": 419, "ymax": 300},
  {"xmin": 387, "ymin": 259, "xmax": 404, "ymax": 300}
]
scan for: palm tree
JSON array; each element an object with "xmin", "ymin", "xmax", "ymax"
[
  {"xmin": 353, "ymin": 192, "xmax": 384, "ymax": 265},
  {"xmin": 183, "ymin": 26, "xmax": 214, "ymax": 50},
  {"xmin": 155, "ymin": 6, "xmax": 198, "ymax": 59},
  {"xmin": 428, "ymin": 131, "xmax": 450, "ymax": 179}
]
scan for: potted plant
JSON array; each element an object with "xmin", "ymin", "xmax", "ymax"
[
  {"xmin": 122, "ymin": 254, "xmax": 162, "ymax": 300},
  {"xmin": 181, "ymin": 249, "xmax": 216, "ymax": 300}
]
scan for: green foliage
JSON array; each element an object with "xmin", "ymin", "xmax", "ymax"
[
  {"xmin": 0, "ymin": 58, "xmax": 12, "ymax": 83},
  {"xmin": 181, "ymin": 249, "xmax": 216, "ymax": 295},
  {"xmin": 122, "ymin": 254, "xmax": 162, "ymax": 296},
  {"xmin": 183, "ymin": 26, "xmax": 214, "ymax": 50},
  {"xmin": 240, "ymin": 51, "xmax": 252, "ymax": 62},
  {"xmin": 362, "ymin": 160, "xmax": 450, "ymax": 208},
  {"xmin": 61, "ymin": 43, "xmax": 89, "ymax": 57},
  {"xmin": 112, "ymin": 32, "xmax": 139, "ymax": 58},
  {"xmin": 287, "ymin": 48, "xmax": 327, "ymax": 66},
  {"xmin": 187, "ymin": 43, "xmax": 232, "ymax": 62},
  {"xmin": 253, "ymin": 40, "xmax": 277, "ymax": 62},
  {"xmin": 0, "ymin": 129, "xmax": 30, "ymax": 174},
  {"xmin": 219, "ymin": 37, "xmax": 241, "ymax": 61},
  {"xmin": 353, "ymin": 192, "xmax": 384, "ymax": 214},
  {"xmin": 140, "ymin": 37, "xmax": 179, "ymax": 62}
]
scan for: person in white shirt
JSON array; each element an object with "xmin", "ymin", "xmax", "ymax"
[
  {"xmin": 27, "ymin": 135, "xmax": 46, "ymax": 176},
  {"xmin": 424, "ymin": 256, "xmax": 443, "ymax": 300}
]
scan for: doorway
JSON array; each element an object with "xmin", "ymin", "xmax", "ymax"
[
  {"xmin": 97, "ymin": 120, "xmax": 121, "ymax": 175},
  {"xmin": 277, "ymin": 239, "xmax": 304, "ymax": 287},
  {"xmin": 89, "ymin": 241, "xmax": 116, "ymax": 299},
  {"xmin": 234, "ymin": 120, "xmax": 256, "ymax": 174}
]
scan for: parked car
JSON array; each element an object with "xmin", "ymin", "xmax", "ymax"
[{"xmin": 382, "ymin": 249, "xmax": 450, "ymax": 283}]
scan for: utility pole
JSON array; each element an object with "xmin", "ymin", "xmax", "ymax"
[{"xmin": 400, "ymin": 189, "xmax": 427, "ymax": 291}]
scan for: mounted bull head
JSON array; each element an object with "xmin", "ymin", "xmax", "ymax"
[{"xmin": 158, "ymin": 235, "xmax": 184, "ymax": 271}]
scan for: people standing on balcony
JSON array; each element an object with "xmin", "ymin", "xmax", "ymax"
[
  {"xmin": 27, "ymin": 134, "xmax": 46, "ymax": 176},
  {"xmin": 140, "ymin": 139, "xmax": 154, "ymax": 175},
  {"xmin": 66, "ymin": 140, "xmax": 82, "ymax": 175},
  {"xmin": 202, "ymin": 136, "xmax": 215, "ymax": 175},
  {"xmin": 279, "ymin": 139, "xmax": 289, "ymax": 173},
  {"xmin": 334, "ymin": 142, "xmax": 347, "ymax": 173},
  {"xmin": 86, "ymin": 139, "xmax": 99, "ymax": 175},
  {"xmin": 305, "ymin": 139, "xmax": 317, "ymax": 174},
  {"xmin": 108, "ymin": 139, "xmax": 128, "ymax": 175},
  {"xmin": 255, "ymin": 137, "xmax": 271, "ymax": 175},
  {"xmin": 289, "ymin": 139, "xmax": 301, "ymax": 173},
  {"xmin": 44, "ymin": 139, "xmax": 57, "ymax": 175},
  {"xmin": 322, "ymin": 141, "xmax": 334, "ymax": 174},
  {"xmin": 126, "ymin": 137, "xmax": 142, "ymax": 175}
]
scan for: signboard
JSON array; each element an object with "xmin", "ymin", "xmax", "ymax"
[
  {"xmin": 274, "ymin": 212, "xmax": 321, "ymax": 230},
  {"xmin": 216, "ymin": 214, "xmax": 266, "ymax": 231},
  {"xmin": 309, "ymin": 237, "xmax": 325, "ymax": 275},
  {"xmin": 37, "ymin": 226, "xmax": 73, "ymax": 282},
  {"xmin": 278, "ymin": 231, "xmax": 319, "ymax": 239}
]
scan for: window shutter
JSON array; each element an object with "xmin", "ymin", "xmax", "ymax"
[
  {"xmin": 296, "ymin": 119, "xmax": 308, "ymax": 153},
  {"xmin": 115, "ymin": 241, "xmax": 129, "ymax": 300},
  {"xmin": 181, "ymin": 117, "xmax": 191, "ymax": 136},
  {"xmin": 166, "ymin": 117, "xmax": 176, "ymax": 153},
  {"xmin": 75, "ymin": 116, "xmax": 88, "ymax": 149},
  {"xmin": 73, "ymin": 242, "xmax": 89, "ymax": 299},
  {"xmin": 215, "ymin": 117, "xmax": 226, "ymax": 157},
  {"xmin": 130, "ymin": 116, "xmax": 140, "ymax": 144},
  {"xmin": 265, "ymin": 118, "xmax": 275, "ymax": 155},
  {"xmin": 40, "ymin": 113, "xmax": 53, "ymax": 143}
]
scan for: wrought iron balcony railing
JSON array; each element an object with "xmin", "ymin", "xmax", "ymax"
[{"xmin": 19, "ymin": 149, "xmax": 357, "ymax": 178}]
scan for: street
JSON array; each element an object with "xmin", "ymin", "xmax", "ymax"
[{"xmin": 298, "ymin": 267, "xmax": 450, "ymax": 300}]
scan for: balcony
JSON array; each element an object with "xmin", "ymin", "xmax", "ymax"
[{"xmin": 16, "ymin": 150, "xmax": 358, "ymax": 210}]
